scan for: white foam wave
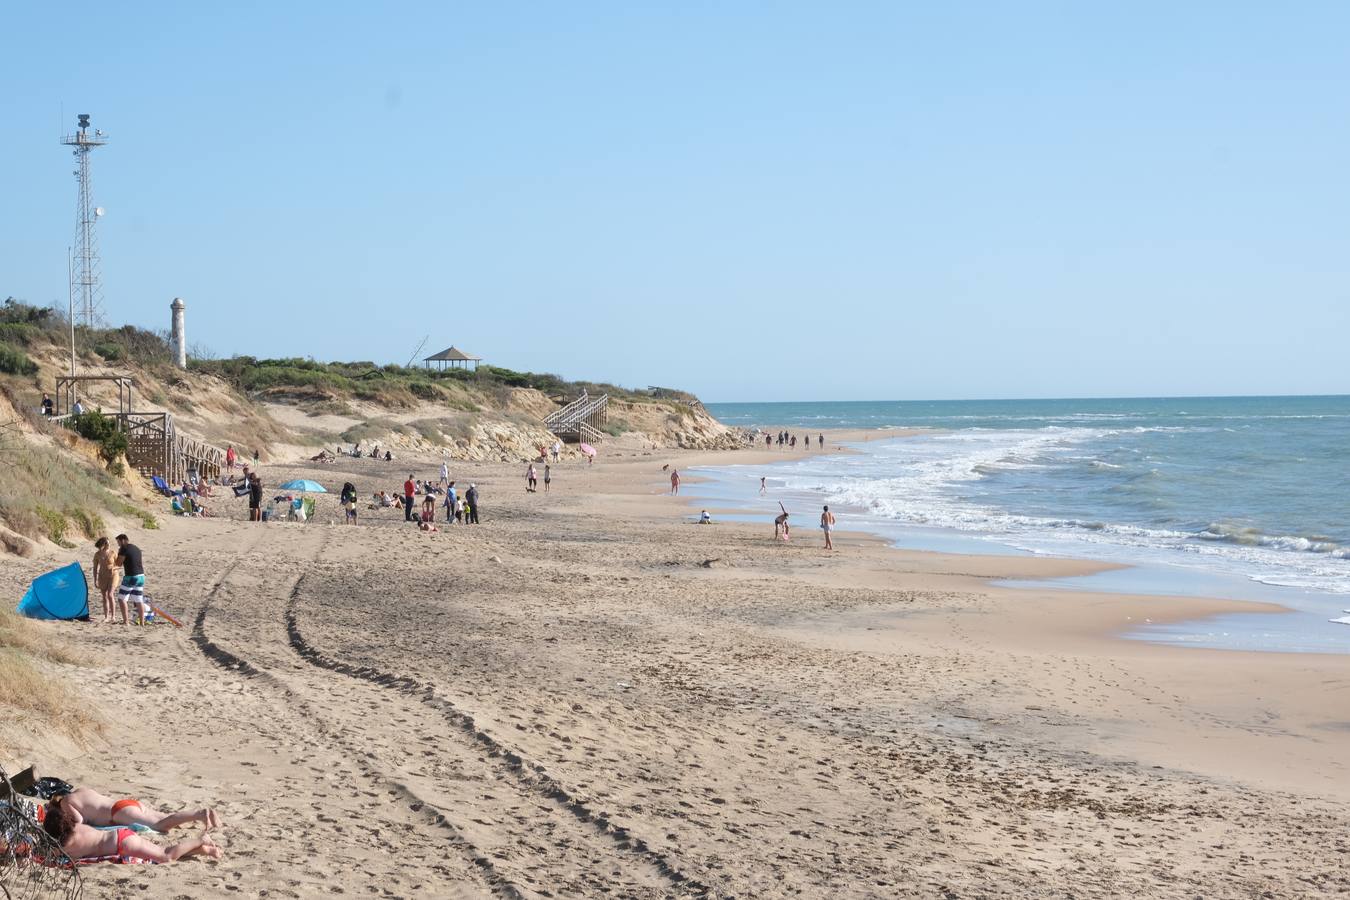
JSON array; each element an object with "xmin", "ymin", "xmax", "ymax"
[{"xmin": 763, "ymin": 428, "xmax": 1350, "ymax": 596}]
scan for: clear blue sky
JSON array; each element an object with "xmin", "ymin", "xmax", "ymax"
[{"xmin": 4, "ymin": 2, "xmax": 1348, "ymax": 401}]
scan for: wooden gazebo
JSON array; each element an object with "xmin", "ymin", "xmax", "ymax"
[{"xmin": 424, "ymin": 346, "xmax": 482, "ymax": 371}]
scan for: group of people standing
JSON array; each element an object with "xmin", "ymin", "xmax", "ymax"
[
  {"xmin": 400, "ymin": 473, "xmax": 480, "ymax": 526},
  {"xmin": 765, "ymin": 431, "xmax": 824, "ymax": 450},
  {"xmin": 525, "ymin": 463, "xmax": 551, "ymax": 493}
]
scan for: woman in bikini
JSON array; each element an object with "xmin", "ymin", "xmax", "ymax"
[
  {"xmin": 53, "ymin": 787, "xmax": 221, "ymax": 833},
  {"xmin": 92, "ymin": 537, "xmax": 119, "ymax": 624},
  {"xmin": 42, "ymin": 798, "xmax": 222, "ymax": 864}
]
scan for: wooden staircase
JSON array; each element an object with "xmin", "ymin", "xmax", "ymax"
[
  {"xmin": 121, "ymin": 412, "xmax": 226, "ymax": 484},
  {"xmin": 543, "ymin": 390, "xmax": 609, "ymax": 443}
]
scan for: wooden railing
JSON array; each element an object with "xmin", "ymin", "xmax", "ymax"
[
  {"xmin": 120, "ymin": 412, "xmax": 225, "ymax": 485},
  {"xmin": 543, "ymin": 391, "xmax": 610, "ymax": 443}
]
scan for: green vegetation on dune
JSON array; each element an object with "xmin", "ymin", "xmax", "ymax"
[
  {"xmin": 189, "ymin": 356, "xmax": 696, "ymax": 409},
  {"xmin": 0, "ymin": 414, "xmax": 142, "ymax": 549}
]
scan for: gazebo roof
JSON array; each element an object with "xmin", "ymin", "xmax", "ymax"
[{"xmin": 424, "ymin": 345, "xmax": 481, "ymax": 362}]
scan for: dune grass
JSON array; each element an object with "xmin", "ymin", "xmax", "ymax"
[
  {"xmin": 0, "ymin": 609, "xmax": 99, "ymax": 742},
  {"xmin": 0, "ymin": 430, "xmax": 130, "ymax": 546}
]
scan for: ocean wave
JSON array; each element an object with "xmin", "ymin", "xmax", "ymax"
[{"xmin": 1197, "ymin": 523, "xmax": 1350, "ymax": 557}]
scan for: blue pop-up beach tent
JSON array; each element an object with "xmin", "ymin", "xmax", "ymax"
[{"xmin": 16, "ymin": 562, "xmax": 89, "ymax": 621}]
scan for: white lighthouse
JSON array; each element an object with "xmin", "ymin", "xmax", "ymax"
[{"xmin": 170, "ymin": 297, "xmax": 186, "ymax": 369}]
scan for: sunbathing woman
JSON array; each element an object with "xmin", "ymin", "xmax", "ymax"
[
  {"xmin": 53, "ymin": 788, "xmax": 221, "ymax": 832},
  {"xmin": 42, "ymin": 799, "xmax": 222, "ymax": 864}
]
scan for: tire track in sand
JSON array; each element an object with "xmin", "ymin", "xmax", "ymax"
[
  {"xmin": 188, "ymin": 530, "xmax": 526, "ymax": 900},
  {"xmin": 285, "ymin": 572, "xmax": 715, "ymax": 899}
]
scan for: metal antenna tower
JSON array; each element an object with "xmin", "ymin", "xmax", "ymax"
[{"xmin": 60, "ymin": 113, "xmax": 109, "ymax": 328}]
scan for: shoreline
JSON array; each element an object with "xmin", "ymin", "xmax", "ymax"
[{"xmin": 688, "ymin": 426, "xmax": 1346, "ymax": 655}]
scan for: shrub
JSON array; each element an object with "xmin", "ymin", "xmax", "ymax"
[
  {"xmin": 68, "ymin": 508, "xmax": 105, "ymax": 539},
  {"xmin": 0, "ymin": 323, "xmax": 39, "ymax": 346},
  {"xmin": 0, "ymin": 298, "xmax": 57, "ymax": 328},
  {"xmin": 70, "ymin": 410, "xmax": 129, "ymax": 466},
  {"xmin": 408, "ymin": 381, "xmax": 444, "ymax": 401},
  {"xmin": 35, "ymin": 506, "xmax": 72, "ymax": 547},
  {"xmin": 0, "ymin": 345, "xmax": 38, "ymax": 376},
  {"xmin": 77, "ymin": 324, "xmax": 170, "ymax": 366}
]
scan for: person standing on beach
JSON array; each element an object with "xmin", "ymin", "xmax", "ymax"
[
  {"xmin": 543, "ymin": 464, "xmax": 551, "ymax": 493},
  {"xmin": 760, "ymin": 476, "xmax": 766, "ymax": 495},
  {"xmin": 113, "ymin": 534, "xmax": 147, "ymax": 625},
  {"xmin": 765, "ymin": 433, "xmax": 771, "ymax": 449},
  {"xmin": 225, "ymin": 445, "xmax": 236, "ymax": 476},
  {"xmin": 440, "ymin": 457, "xmax": 449, "ymax": 487},
  {"xmin": 526, "ymin": 464, "xmax": 538, "ymax": 493},
  {"xmin": 92, "ymin": 537, "xmax": 119, "ymax": 624},
  {"xmin": 465, "ymin": 484, "xmax": 479, "ymax": 524},
  {"xmin": 670, "ymin": 469, "xmax": 680, "ymax": 495},
  {"xmin": 341, "ymin": 482, "xmax": 357, "ymax": 525},
  {"xmin": 248, "ymin": 473, "xmax": 263, "ymax": 522},
  {"xmin": 818, "ymin": 433, "xmax": 824, "ymax": 449},
  {"xmin": 403, "ymin": 475, "xmax": 416, "ymax": 522},
  {"xmin": 820, "ymin": 505, "xmax": 836, "ymax": 550}
]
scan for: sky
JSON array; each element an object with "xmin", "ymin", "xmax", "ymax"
[{"xmin": 4, "ymin": 2, "xmax": 1349, "ymax": 402}]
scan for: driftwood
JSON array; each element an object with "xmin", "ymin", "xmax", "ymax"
[{"xmin": 0, "ymin": 767, "xmax": 81, "ymax": 900}]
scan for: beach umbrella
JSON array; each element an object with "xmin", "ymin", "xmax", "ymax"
[
  {"xmin": 278, "ymin": 478, "xmax": 327, "ymax": 493},
  {"xmin": 579, "ymin": 443, "xmax": 596, "ymax": 458}
]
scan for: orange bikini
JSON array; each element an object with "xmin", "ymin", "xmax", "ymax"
[{"xmin": 110, "ymin": 798, "xmax": 141, "ymax": 817}]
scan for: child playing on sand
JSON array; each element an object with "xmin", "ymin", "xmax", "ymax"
[{"xmin": 774, "ymin": 504, "xmax": 790, "ymax": 542}]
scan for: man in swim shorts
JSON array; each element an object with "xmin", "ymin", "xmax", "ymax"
[
  {"xmin": 820, "ymin": 504, "xmax": 836, "ymax": 550},
  {"xmin": 114, "ymin": 534, "xmax": 147, "ymax": 625}
]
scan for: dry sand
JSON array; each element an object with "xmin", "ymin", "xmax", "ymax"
[{"xmin": 4, "ymin": 436, "xmax": 1350, "ymax": 898}]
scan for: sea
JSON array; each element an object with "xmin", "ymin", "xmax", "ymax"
[{"xmin": 698, "ymin": 396, "xmax": 1350, "ymax": 654}]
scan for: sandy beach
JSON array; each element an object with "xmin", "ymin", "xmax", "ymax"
[{"xmin": 5, "ymin": 434, "xmax": 1349, "ymax": 898}]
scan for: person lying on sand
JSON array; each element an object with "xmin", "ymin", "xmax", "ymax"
[
  {"xmin": 50, "ymin": 788, "xmax": 222, "ymax": 832},
  {"xmin": 42, "ymin": 796, "xmax": 222, "ymax": 864},
  {"xmin": 418, "ymin": 520, "xmax": 438, "ymax": 533}
]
